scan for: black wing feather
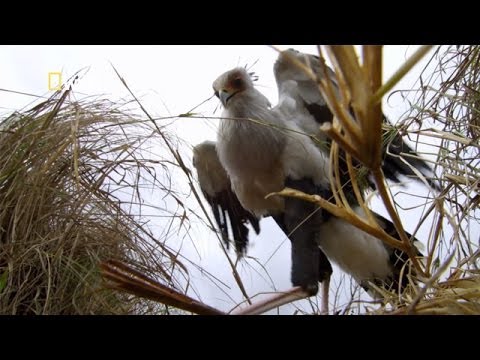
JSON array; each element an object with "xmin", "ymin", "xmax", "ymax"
[
  {"xmin": 202, "ymin": 187, "xmax": 260, "ymax": 256},
  {"xmin": 276, "ymin": 49, "xmax": 438, "ymax": 192},
  {"xmin": 372, "ymin": 212, "xmax": 423, "ymax": 293},
  {"xmin": 194, "ymin": 141, "xmax": 260, "ymax": 256}
]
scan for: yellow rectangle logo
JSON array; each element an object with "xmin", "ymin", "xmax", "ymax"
[{"xmin": 48, "ymin": 72, "xmax": 62, "ymax": 91}]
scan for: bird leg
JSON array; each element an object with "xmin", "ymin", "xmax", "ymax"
[
  {"xmin": 320, "ymin": 274, "xmax": 330, "ymax": 315},
  {"xmin": 230, "ymin": 278, "xmax": 331, "ymax": 315},
  {"xmin": 231, "ymin": 242, "xmax": 332, "ymax": 315},
  {"xmin": 318, "ymin": 249, "xmax": 332, "ymax": 314}
]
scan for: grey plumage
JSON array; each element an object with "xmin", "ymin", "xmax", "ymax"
[
  {"xmin": 213, "ymin": 67, "xmax": 333, "ymax": 295},
  {"xmin": 193, "ymin": 141, "xmax": 260, "ymax": 255},
  {"xmin": 272, "ymin": 49, "xmax": 426, "ymax": 296},
  {"xmin": 198, "ymin": 54, "xmax": 426, "ymax": 300},
  {"xmin": 273, "ymin": 48, "xmax": 438, "ymax": 192}
]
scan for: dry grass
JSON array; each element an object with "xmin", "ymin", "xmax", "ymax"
[
  {"xmin": 145, "ymin": 45, "xmax": 479, "ymax": 315},
  {"xmin": 0, "ymin": 89, "xmax": 188, "ymax": 314},
  {"xmin": 268, "ymin": 45, "xmax": 479, "ymax": 314},
  {"xmin": 373, "ymin": 45, "xmax": 480, "ymax": 314},
  {"xmin": 2, "ymin": 45, "xmax": 478, "ymax": 315}
]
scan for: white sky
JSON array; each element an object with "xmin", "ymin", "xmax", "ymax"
[{"xmin": 0, "ymin": 45, "xmax": 447, "ymax": 314}]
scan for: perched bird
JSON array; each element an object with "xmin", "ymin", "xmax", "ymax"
[
  {"xmin": 193, "ymin": 138, "xmax": 333, "ymax": 295},
  {"xmin": 273, "ymin": 48, "xmax": 438, "ymax": 193},
  {"xmin": 208, "ymin": 65, "xmax": 423, "ymax": 307},
  {"xmin": 210, "ymin": 66, "xmax": 333, "ymax": 315},
  {"xmin": 192, "ymin": 140, "xmax": 260, "ymax": 255}
]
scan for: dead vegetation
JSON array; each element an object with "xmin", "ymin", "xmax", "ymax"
[
  {"xmin": 1, "ymin": 45, "xmax": 478, "ymax": 315},
  {"xmin": 0, "ymin": 89, "xmax": 187, "ymax": 314}
]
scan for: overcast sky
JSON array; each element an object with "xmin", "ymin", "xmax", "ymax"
[{"xmin": 0, "ymin": 45, "xmax": 444, "ymax": 314}]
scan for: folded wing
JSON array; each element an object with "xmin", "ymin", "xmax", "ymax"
[{"xmin": 193, "ymin": 140, "xmax": 260, "ymax": 255}]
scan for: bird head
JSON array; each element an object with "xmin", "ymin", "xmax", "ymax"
[
  {"xmin": 274, "ymin": 48, "xmax": 321, "ymax": 83},
  {"xmin": 212, "ymin": 67, "xmax": 254, "ymax": 108},
  {"xmin": 192, "ymin": 140, "xmax": 216, "ymax": 170}
]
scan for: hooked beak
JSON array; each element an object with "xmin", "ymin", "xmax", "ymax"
[{"xmin": 218, "ymin": 90, "xmax": 231, "ymax": 107}]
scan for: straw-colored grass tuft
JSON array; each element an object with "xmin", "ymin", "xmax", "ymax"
[
  {"xmin": 270, "ymin": 45, "xmax": 480, "ymax": 314},
  {"xmin": 372, "ymin": 45, "xmax": 480, "ymax": 314},
  {"xmin": 0, "ymin": 89, "xmax": 185, "ymax": 314},
  {"xmin": 2, "ymin": 45, "xmax": 478, "ymax": 315}
]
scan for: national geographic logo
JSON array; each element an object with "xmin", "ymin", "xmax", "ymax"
[{"xmin": 48, "ymin": 72, "xmax": 62, "ymax": 91}]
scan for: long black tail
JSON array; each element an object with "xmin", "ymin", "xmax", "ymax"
[{"xmin": 379, "ymin": 117, "xmax": 439, "ymax": 191}]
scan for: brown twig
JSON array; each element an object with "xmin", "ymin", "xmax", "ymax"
[{"xmin": 100, "ymin": 260, "xmax": 225, "ymax": 315}]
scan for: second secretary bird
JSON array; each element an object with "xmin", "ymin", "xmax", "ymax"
[{"xmin": 273, "ymin": 48, "xmax": 437, "ymax": 193}]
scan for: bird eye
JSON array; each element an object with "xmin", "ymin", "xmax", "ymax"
[{"xmin": 233, "ymin": 78, "xmax": 242, "ymax": 88}]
